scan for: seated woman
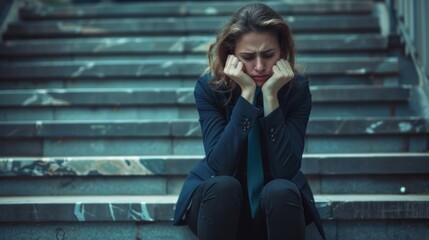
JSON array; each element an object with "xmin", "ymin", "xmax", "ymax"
[{"xmin": 173, "ymin": 3, "xmax": 325, "ymax": 240}]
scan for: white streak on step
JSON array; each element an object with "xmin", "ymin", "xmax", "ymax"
[
  {"xmin": 57, "ymin": 22, "xmax": 81, "ymax": 33},
  {"xmin": 398, "ymin": 122, "xmax": 412, "ymax": 132},
  {"xmin": 205, "ymin": 7, "xmax": 218, "ymax": 15},
  {"xmin": 177, "ymin": 91, "xmax": 193, "ymax": 103},
  {"xmin": 161, "ymin": 61, "xmax": 173, "ymax": 68},
  {"xmin": 74, "ymin": 202, "xmax": 86, "ymax": 221},
  {"xmin": 140, "ymin": 202, "xmax": 154, "ymax": 221},
  {"xmin": 72, "ymin": 62, "xmax": 95, "ymax": 78},
  {"xmin": 346, "ymin": 68, "xmax": 367, "ymax": 75},
  {"xmin": 94, "ymin": 38, "xmax": 128, "ymax": 52},
  {"xmin": 33, "ymin": 204, "xmax": 39, "ymax": 221},
  {"xmin": 286, "ymin": 16, "xmax": 295, "ymax": 22},
  {"xmin": 109, "ymin": 203, "xmax": 116, "ymax": 221},
  {"xmin": 23, "ymin": 94, "xmax": 38, "ymax": 106},
  {"xmin": 365, "ymin": 121, "xmax": 384, "ymax": 134},
  {"xmin": 169, "ymin": 37, "xmax": 184, "ymax": 52},
  {"xmin": 185, "ymin": 124, "xmax": 200, "ymax": 137}
]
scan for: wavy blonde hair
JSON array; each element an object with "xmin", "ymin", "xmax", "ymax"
[{"xmin": 206, "ymin": 3, "xmax": 298, "ymax": 92}]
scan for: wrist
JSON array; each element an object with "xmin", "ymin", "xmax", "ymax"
[
  {"xmin": 263, "ymin": 93, "xmax": 279, "ymax": 116},
  {"xmin": 241, "ymin": 87, "xmax": 256, "ymax": 103},
  {"xmin": 261, "ymin": 87, "xmax": 278, "ymax": 98}
]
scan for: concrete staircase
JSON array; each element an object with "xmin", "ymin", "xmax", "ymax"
[{"xmin": 0, "ymin": 1, "xmax": 428, "ymax": 239}]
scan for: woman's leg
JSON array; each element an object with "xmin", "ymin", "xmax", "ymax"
[
  {"xmin": 186, "ymin": 176, "xmax": 243, "ymax": 240},
  {"xmin": 260, "ymin": 179, "xmax": 305, "ymax": 240}
]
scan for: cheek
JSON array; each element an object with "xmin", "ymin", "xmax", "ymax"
[
  {"xmin": 242, "ymin": 62, "xmax": 252, "ymax": 73},
  {"xmin": 267, "ymin": 60, "xmax": 278, "ymax": 72}
]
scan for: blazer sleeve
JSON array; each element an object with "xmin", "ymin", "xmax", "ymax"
[
  {"xmin": 259, "ymin": 79, "xmax": 311, "ymax": 180},
  {"xmin": 194, "ymin": 75, "xmax": 261, "ymax": 175}
]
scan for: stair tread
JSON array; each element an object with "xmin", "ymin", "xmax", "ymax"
[
  {"xmin": 0, "ymin": 117, "xmax": 426, "ymax": 137},
  {"xmin": 0, "ymin": 34, "xmax": 387, "ymax": 56},
  {"xmin": 1, "ymin": 153, "xmax": 429, "ymax": 177},
  {"xmin": 4, "ymin": 15, "xmax": 379, "ymax": 40},
  {"xmin": 19, "ymin": 1, "xmax": 373, "ymax": 19},
  {"xmin": 0, "ymin": 57, "xmax": 398, "ymax": 79},
  {"xmin": 1, "ymin": 194, "xmax": 428, "ymax": 203},
  {"xmin": 0, "ymin": 194, "xmax": 428, "ymax": 222},
  {"xmin": 0, "ymin": 85, "xmax": 411, "ymax": 106}
]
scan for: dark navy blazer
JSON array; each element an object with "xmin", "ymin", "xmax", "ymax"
[{"xmin": 173, "ymin": 73, "xmax": 325, "ymax": 239}]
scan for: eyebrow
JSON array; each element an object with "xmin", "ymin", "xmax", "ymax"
[{"xmin": 239, "ymin": 49, "xmax": 276, "ymax": 55}]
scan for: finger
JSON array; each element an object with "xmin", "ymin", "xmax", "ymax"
[
  {"xmin": 272, "ymin": 65, "xmax": 281, "ymax": 74},
  {"xmin": 230, "ymin": 56, "xmax": 238, "ymax": 67},
  {"xmin": 236, "ymin": 61, "xmax": 244, "ymax": 72},
  {"xmin": 276, "ymin": 59, "xmax": 288, "ymax": 73},
  {"xmin": 283, "ymin": 59, "xmax": 294, "ymax": 73},
  {"xmin": 225, "ymin": 55, "xmax": 235, "ymax": 73},
  {"xmin": 279, "ymin": 60, "xmax": 294, "ymax": 80}
]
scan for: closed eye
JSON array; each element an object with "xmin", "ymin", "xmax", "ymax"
[
  {"xmin": 262, "ymin": 53, "xmax": 274, "ymax": 58},
  {"xmin": 262, "ymin": 50, "xmax": 275, "ymax": 58},
  {"xmin": 240, "ymin": 53, "xmax": 255, "ymax": 60}
]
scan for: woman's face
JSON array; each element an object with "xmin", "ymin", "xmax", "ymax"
[{"xmin": 234, "ymin": 31, "xmax": 281, "ymax": 87}]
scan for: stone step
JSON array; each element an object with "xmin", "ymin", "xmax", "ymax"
[
  {"xmin": 1, "ymin": 117, "xmax": 426, "ymax": 137},
  {"xmin": 0, "ymin": 117, "xmax": 427, "ymax": 156},
  {"xmin": 0, "ymin": 220, "xmax": 428, "ymax": 240},
  {"xmin": 19, "ymin": 1, "xmax": 374, "ymax": 20},
  {"xmin": 0, "ymin": 34, "xmax": 388, "ymax": 58},
  {"xmin": 0, "ymin": 85, "xmax": 410, "ymax": 105},
  {"xmin": 0, "ymin": 222, "xmax": 197, "ymax": 240},
  {"xmin": 0, "ymin": 195, "xmax": 428, "ymax": 240},
  {"xmin": 0, "ymin": 85, "xmax": 413, "ymax": 120},
  {"xmin": 0, "ymin": 85, "xmax": 410, "ymax": 106},
  {"xmin": 1, "ymin": 194, "xmax": 428, "ymax": 221},
  {"xmin": 0, "ymin": 57, "xmax": 398, "ymax": 80},
  {"xmin": 3, "ymin": 15, "xmax": 379, "ymax": 40},
  {"xmin": 1, "ymin": 153, "xmax": 428, "ymax": 195},
  {"xmin": 0, "ymin": 75, "xmax": 400, "ymax": 91}
]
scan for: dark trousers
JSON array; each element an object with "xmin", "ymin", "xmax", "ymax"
[{"xmin": 186, "ymin": 176, "xmax": 305, "ymax": 240}]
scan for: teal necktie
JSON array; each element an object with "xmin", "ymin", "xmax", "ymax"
[{"xmin": 247, "ymin": 88, "xmax": 264, "ymax": 219}]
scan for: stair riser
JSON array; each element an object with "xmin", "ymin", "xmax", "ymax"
[
  {"xmin": 18, "ymin": 1, "xmax": 374, "ymax": 19},
  {"xmin": 0, "ymin": 35, "xmax": 387, "ymax": 57},
  {"xmin": 0, "ymin": 107, "xmax": 198, "ymax": 121},
  {"xmin": 0, "ymin": 136, "xmax": 427, "ymax": 156},
  {"xmin": 0, "ymin": 136, "xmax": 429, "ymax": 156},
  {"xmin": 0, "ymin": 220, "xmax": 427, "ymax": 240},
  {"xmin": 0, "ymin": 77, "xmax": 399, "ymax": 90},
  {"xmin": 0, "ymin": 58, "xmax": 398, "ymax": 79},
  {"xmin": 0, "ymin": 104, "xmax": 416, "ymax": 121},
  {"xmin": 1, "ymin": 222, "xmax": 198, "ymax": 240},
  {"xmin": 1, "ymin": 175, "xmax": 428, "ymax": 196},
  {"xmin": 3, "ymin": 16, "xmax": 380, "ymax": 40}
]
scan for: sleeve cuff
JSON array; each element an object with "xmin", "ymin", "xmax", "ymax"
[
  {"xmin": 231, "ymin": 96, "xmax": 262, "ymax": 131},
  {"xmin": 261, "ymin": 106, "xmax": 283, "ymax": 127}
]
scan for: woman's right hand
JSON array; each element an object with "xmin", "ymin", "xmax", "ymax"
[{"xmin": 224, "ymin": 55, "xmax": 256, "ymax": 102}]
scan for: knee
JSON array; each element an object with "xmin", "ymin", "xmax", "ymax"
[
  {"xmin": 261, "ymin": 179, "xmax": 302, "ymax": 206},
  {"xmin": 203, "ymin": 176, "xmax": 243, "ymax": 201}
]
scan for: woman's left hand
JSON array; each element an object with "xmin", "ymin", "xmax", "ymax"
[{"xmin": 262, "ymin": 59, "xmax": 295, "ymax": 96}]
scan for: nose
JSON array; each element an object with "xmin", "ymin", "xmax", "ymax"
[{"xmin": 255, "ymin": 57, "xmax": 265, "ymax": 72}]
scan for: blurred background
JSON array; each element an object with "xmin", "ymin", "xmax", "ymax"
[{"xmin": 0, "ymin": 0, "xmax": 428, "ymax": 239}]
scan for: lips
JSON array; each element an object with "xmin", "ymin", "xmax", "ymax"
[{"xmin": 252, "ymin": 75, "xmax": 269, "ymax": 82}]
